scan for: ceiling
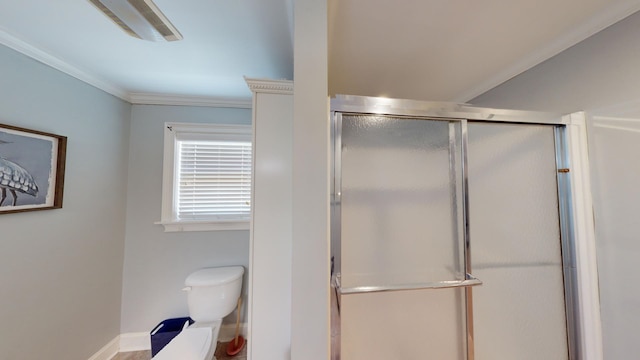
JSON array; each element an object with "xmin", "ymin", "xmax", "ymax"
[
  {"xmin": 329, "ymin": 0, "xmax": 640, "ymax": 103},
  {"xmin": 0, "ymin": 0, "xmax": 639, "ymax": 105},
  {"xmin": 0, "ymin": 0, "xmax": 294, "ymax": 104}
]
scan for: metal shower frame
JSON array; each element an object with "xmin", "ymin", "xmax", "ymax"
[{"xmin": 329, "ymin": 95, "xmax": 582, "ymax": 360}]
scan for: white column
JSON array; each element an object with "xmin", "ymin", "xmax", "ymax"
[
  {"xmin": 292, "ymin": 0, "xmax": 331, "ymax": 359},
  {"xmin": 247, "ymin": 78, "xmax": 294, "ymax": 360}
]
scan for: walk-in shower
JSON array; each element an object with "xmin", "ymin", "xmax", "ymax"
[{"xmin": 330, "ymin": 96, "xmax": 600, "ymax": 360}]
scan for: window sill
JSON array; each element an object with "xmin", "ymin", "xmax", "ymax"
[{"xmin": 155, "ymin": 220, "xmax": 250, "ymax": 232}]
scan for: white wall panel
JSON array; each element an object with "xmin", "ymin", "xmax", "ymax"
[{"xmin": 587, "ymin": 117, "xmax": 640, "ymax": 360}]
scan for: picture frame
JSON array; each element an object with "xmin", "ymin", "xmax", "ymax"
[{"xmin": 0, "ymin": 123, "xmax": 67, "ymax": 214}]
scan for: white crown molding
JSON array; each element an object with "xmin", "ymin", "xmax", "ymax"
[
  {"xmin": 455, "ymin": 1, "xmax": 640, "ymax": 103},
  {"xmin": 245, "ymin": 77, "xmax": 294, "ymax": 95},
  {"xmin": 0, "ymin": 28, "xmax": 130, "ymax": 101},
  {"xmin": 0, "ymin": 29, "xmax": 254, "ymax": 108},
  {"xmin": 129, "ymin": 93, "xmax": 252, "ymax": 108}
]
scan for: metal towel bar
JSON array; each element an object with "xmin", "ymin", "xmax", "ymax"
[{"xmin": 334, "ymin": 273, "xmax": 482, "ymax": 295}]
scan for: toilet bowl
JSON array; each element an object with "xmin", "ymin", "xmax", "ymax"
[{"xmin": 154, "ymin": 266, "xmax": 244, "ymax": 360}]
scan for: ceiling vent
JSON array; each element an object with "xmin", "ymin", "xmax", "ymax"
[{"xmin": 88, "ymin": 0, "xmax": 183, "ymax": 41}]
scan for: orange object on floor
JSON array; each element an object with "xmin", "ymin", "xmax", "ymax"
[{"xmin": 226, "ymin": 297, "xmax": 246, "ymax": 356}]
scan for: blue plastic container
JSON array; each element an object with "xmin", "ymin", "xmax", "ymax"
[{"xmin": 150, "ymin": 317, "xmax": 194, "ymax": 357}]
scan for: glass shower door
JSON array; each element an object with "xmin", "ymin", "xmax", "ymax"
[
  {"xmin": 334, "ymin": 114, "xmax": 476, "ymax": 360},
  {"xmin": 468, "ymin": 122, "xmax": 569, "ymax": 360},
  {"xmin": 332, "ymin": 113, "xmax": 571, "ymax": 360}
]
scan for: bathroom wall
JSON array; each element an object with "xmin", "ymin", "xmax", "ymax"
[
  {"xmin": 586, "ymin": 116, "xmax": 640, "ymax": 360},
  {"xmin": 470, "ymin": 11, "xmax": 640, "ymax": 114},
  {"xmin": 0, "ymin": 44, "xmax": 130, "ymax": 360},
  {"xmin": 120, "ymin": 104, "xmax": 251, "ymax": 334},
  {"xmin": 471, "ymin": 10, "xmax": 640, "ymax": 360}
]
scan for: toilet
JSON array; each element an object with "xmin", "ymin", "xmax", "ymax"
[{"xmin": 154, "ymin": 266, "xmax": 244, "ymax": 360}]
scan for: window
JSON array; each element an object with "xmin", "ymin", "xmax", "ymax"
[{"xmin": 158, "ymin": 122, "xmax": 252, "ymax": 232}]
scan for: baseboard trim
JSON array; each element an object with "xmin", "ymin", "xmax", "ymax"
[
  {"xmin": 119, "ymin": 332, "xmax": 151, "ymax": 352},
  {"xmin": 88, "ymin": 336, "xmax": 120, "ymax": 360}
]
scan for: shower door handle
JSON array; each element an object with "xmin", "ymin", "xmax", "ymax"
[{"xmin": 333, "ymin": 272, "xmax": 482, "ymax": 295}]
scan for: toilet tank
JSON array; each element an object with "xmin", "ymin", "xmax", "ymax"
[{"xmin": 184, "ymin": 266, "xmax": 244, "ymax": 323}]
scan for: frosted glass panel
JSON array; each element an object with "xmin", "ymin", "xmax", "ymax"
[
  {"xmin": 338, "ymin": 115, "xmax": 465, "ymax": 360},
  {"xmin": 336, "ymin": 116, "xmax": 570, "ymax": 360},
  {"xmin": 467, "ymin": 123, "xmax": 569, "ymax": 360},
  {"xmin": 340, "ymin": 115, "xmax": 464, "ymax": 288},
  {"xmin": 341, "ymin": 289, "xmax": 466, "ymax": 360}
]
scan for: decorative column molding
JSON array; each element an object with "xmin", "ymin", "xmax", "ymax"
[{"xmin": 245, "ymin": 77, "xmax": 294, "ymax": 95}]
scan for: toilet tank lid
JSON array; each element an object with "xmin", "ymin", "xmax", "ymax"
[{"xmin": 185, "ymin": 266, "xmax": 244, "ymax": 287}]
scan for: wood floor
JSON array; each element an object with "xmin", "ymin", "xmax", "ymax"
[
  {"xmin": 112, "ymin": 341, "xmax": 247, "ymax": 360},
  {"xmin": 112, "ymin": 350, "xmax": 151, "ymax": 360}
]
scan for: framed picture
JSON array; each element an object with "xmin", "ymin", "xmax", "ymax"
[{"xmin": 0, "ymin": 123, "xmax": 67, "ymax": 214}]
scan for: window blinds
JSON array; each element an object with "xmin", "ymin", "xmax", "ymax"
[{"xmin": 177, "ymin": 139, "xmax": 252, "ymax": 221}]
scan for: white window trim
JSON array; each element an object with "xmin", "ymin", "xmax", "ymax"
[{"xmin": 156, "ymin": 122, "xmax": 252, "ymax": 232}]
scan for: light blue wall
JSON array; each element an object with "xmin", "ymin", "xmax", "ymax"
[
  {"xmin": 120, "ymin": 104, "xmax": 251, "ymax": 333},
  {"xmin": 0, "ymin": 45, "xmax": 130, "ymax": 359},
  {"xmin": 0, "ymin": 40, "xmax": 255, "ymax": 355}
]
